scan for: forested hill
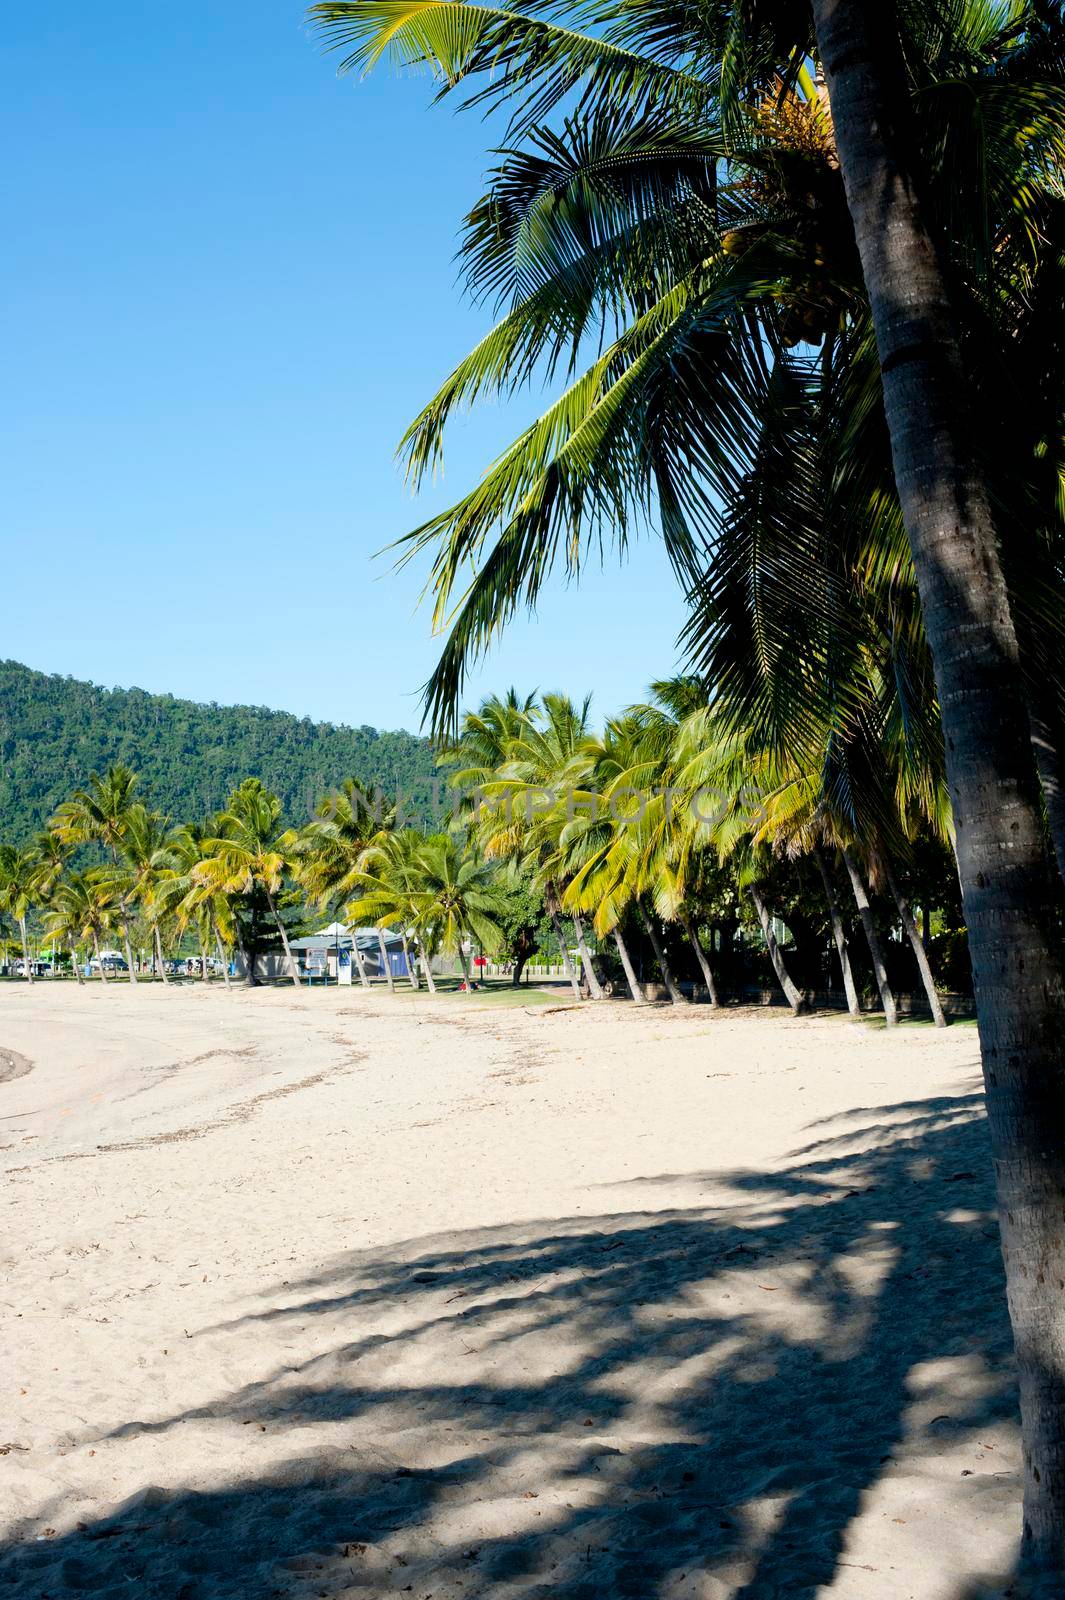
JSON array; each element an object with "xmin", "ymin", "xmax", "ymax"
[{"xmin": 0, "ymin": 660, "xmax": 438, "ymax": 839}]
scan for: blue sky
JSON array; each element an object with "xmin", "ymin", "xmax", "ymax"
[{"xmin": 3, "ymin": 4, "xmax": 689, "ymax": 734}]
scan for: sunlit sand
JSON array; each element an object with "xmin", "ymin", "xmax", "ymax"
[{"xmin": 1, "ymin": 985, "xmax": 1015, "ymax": 1597}]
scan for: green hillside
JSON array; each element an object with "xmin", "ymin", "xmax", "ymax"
[{"xmin": 0, "ymin": 660, "xmax": 439, "ymax": 839}]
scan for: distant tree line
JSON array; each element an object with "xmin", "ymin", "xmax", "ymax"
[
  {"xmin": 0, "ymin": 659, "xmax": 437, "ymax": 840},
  {"xmin": 0, "ymin": 685, "xmax": 971, "ymax": 1011}
]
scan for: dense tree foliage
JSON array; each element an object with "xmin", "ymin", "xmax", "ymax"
[{"xmin": 0, "ymin": 659, "xmax": 437, "ymax": 839}]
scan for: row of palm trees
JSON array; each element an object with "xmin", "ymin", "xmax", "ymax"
[
  {"xmin": 439, "ymin": 684, "xmax": 952, "ymax": 1021},
  {"xmin": 0, "ymin": 767, "xmax": 509, "ymax": 990},
  {"xmin": 1, "ymin": 683, "xmax": 953, "ymax": 1011}
]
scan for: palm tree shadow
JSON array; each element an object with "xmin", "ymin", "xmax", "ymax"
[{"xmin": 2, "ymin": 1091, "xmax": 1021, "ymax": 1598}]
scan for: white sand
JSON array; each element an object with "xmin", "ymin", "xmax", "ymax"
[{"xmin": 0, "ymin": 984, "xmax": 1018, "ymax": 1598}]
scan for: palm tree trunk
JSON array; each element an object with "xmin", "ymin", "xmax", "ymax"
[
  {"xmin": 350, "ymin": 936, "xmax": 371, "ymax": 989},
  {"xmin": 401, "ymin": 931, "xmax": 420, "ymax": 989},
  {"xmin": 263, "ymin": 888, "xmax": 301, "ymax": 987},
  {"xmin": 376, "ymin": 928, "xmax": 395, "ymax": 992},
  {"xmin": 814, "ymin": 3, "xmax": 1065, "ymax": 1573},
  {"xmin": 638, "ymin": 902, "xmax": 686, "ymax": 1004},
  {"xmin": 154, "ymin": 924, "xmax": 170, "ymax": 985},
  {"xmin": 546, "ymin": 882, "xmax": 581, "ymax": 1000},
  {"xmin": 749, "ymin": 888, "xmax": 804, "ymax": 1016},
  {"xmin": 613, "ymin": 927, "xmax": 645, "ymax": 1005},
  {"xmin": 884, "ymin": 862, "xmax": 947, "ymax": 1028},
  {"xmin": 212, "ymin": 919, "xmax": 231, "ymax": 989},
  {"xmin": 70, "ymin": 937, "xmax": 84, "ymax": 985},
  {"xmin": 419, "ymin": 946, "xmax": 437, "ymax": 994},
  {"xmin": 814, "ymin": 847, "xmax": 861, "ymax": 1018},
  {"xmin": 680, "ymin": 912, "xmax": 719, "ymax": 1006},
  {"xmin": 458, "ymin": 945, "xmax": 472, "ymax": 986},
  {"xmin": 119, "ymin": 912, "xmax": 137, "ymax": 983},
  {"xmin": 18, "ymin": 917, "xmax": 33, "ymax": 984},
  {"xmin": 199, "ymin": 934, "xmax": 209, "ymax": 982},
  {"xmin": 841, "ymin": 849, "xmax": 897, "ymax": 1026},
  {"xmin": 571, "ymin": 912, "xmax": 605, "ymax": 999},
  {"xmin": 105, "ymin": 842, "xmax": 137, "ymax": 983},
  {"xmin": 93, "ymin": 931, "xmax": 108, "ymax": 984}
]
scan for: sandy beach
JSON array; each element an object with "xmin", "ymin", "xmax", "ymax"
[{"xmin": 1, "ymin": 985, "xmax": 1016, "ymax": 1598}]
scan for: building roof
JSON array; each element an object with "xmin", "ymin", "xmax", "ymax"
[{"xmin": 288, "ymin": 929, "xmax": 405, "ymax": 953}]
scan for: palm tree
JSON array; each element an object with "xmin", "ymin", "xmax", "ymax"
[
  {"xmin": 30, "ymin": 830, "xmax": 71, "ymax": 904},
  {"xmin": 168, "ymin": 821, "xmax": 233, "ymax": 985},
  {"xmin": 883, "ymin": 857, "xmax": 947, "ymax": 1030},
  {"xmin": 798, "ymin": 15, "xmax": 1065, "ymax": 1553},
  {"xmin": 440, "ymin": 688, "xmax": 541, "ymax": 812},
  {"xmin": 408, "ymin": 833, "xmax": 504, "ymax": 984},
  {"xmin": 44, "ymin": 870, "xmax": 117, "ymax": 984},
  {"xmin": 0, "ymin": 845, "xmax": 39, "ymax": 982},
  {"xmin": 194, "ymin": 780, "xmax": 302, "ymax": 987},
  {"xmin": 656, "ymin": 708, "xmax": 810, "ymax": 1014},
  {"xmin": 812, "ymin": 846, "xmax": 861, "ymax": 1019},
  {"xmin": 481, "ymin": 693, "xmax": 604, "ymax": 999},
  {"xmin": 116, "ymin": 805, "xmax": 180, "ymax": 984},
  {"xmin": 560, "ymin": 709, "xmax": 686, "ymax": 1005},
  {"xmin": 344, "ymin": 828, "xmax": 436, "ymax": 991},
  {"xmin": 295, "ymin": 778, "xmax": 397, "ymax": 989},
  {"xmin": 27, "ymin": 830, "xmax": 75, "ymax": 981},
  {"xmin": 51, "ymin": 765, "xmax": 142, "ymax": 980},
  {"xmin": 446, "ymin": 690, "xmax": 593, "ymax": 992},
  {"xmin": 608, "ymin": 690, "xmax": 725, "ymax": 1003},
  {"xmin": 550, "ymin": 721, "xmax": 648, "ymax": 1005}
]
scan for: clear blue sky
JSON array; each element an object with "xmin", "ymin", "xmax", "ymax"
[{"xmin": 3, "ymin": 4, "xmax": 689, "ymax": 734}]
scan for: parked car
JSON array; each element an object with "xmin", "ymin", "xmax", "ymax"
[{"xmin": 90, "ymin": 953, "xmax": 129, "ymax": 973}]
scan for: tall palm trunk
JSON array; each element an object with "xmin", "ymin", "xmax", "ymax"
[
  {"xmin": 199, "ymin": 934, "xmax": 209, "ymax": 982},
  {"xmin": 841, "ymin": 848, "xmax": 897, "ymax": 1027},
  {"xmin": 107, "ymin": 848, "xmax": 137, "ymax": 984},
  {"xmin": 813, "ymin": 4, "xmax": 1065, "ymax": 1570},
  {"xmin": 680, "ymin": 912, "xmax": 719, "ymax": 1006},
  {"xmin": 119, "ymin": 924, "xmax": 137, "ymax": 981},
  {"xmin": 263, "ymin": 887, "xmax": 301, "ymax": 987},
  {"xmin": 749, "ymin": 888, "xmax": 804, "ymax": 1016},
  {"xmin": 18, "ymin": 917, "xmax": 33, "ymax": 984},
  {"xmin": 613, "ymin": 927, "xmax": 645, "ymax": 1004},
  {"xmin": 546, "ymin": 881, "xmax": 581, "ymax": 1000},
  {"xmin": 814, "ymin": 847, "xmax": 861, "ymax": 1018},
  {"xmin": 401, "ymin": 931, "xmax": 420, "ymax": 989},
  {"xmin": 376, "ymin": 928, "xmax": 396, "ymax": 992},
  {"xmin": 571, "ymin": 911, "xmax": 605, "ymax": 999},
  {"xmin": 638, "ymin": 902, "xmax": 686, "ymax": 1004},
  {"xmin": 93, "ymin": 931, "xmax": 108, "ymax": 984},
  {"xmin": 346, "ymin": 927, "xmax": 371, "ymax": 989},
  {"xmin": 71, "ymin": 938, "xmax": 85, "ymax": 986},
  {"xmin": 153, "ymin": 924, "xmax": 170, "ymax": 985},
  {"xmin": 884, "ymin": 862, "xmax": 947, "ymax": 1029},
  {"xmin": 419, "ymin": 946, "xmax": 437, "ymax": 994},
  {"xmin": 117, "ymin": 892, "xmax": 137, "ymax": 982},
  {"xmin": 212, "ymin": 919, "xmax": 231, "ymax": 989}
]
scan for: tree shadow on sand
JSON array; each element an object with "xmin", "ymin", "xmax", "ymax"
[{"xmin": 3, "ymin": 1088, "xmax": 1026, "ymax": 1598}]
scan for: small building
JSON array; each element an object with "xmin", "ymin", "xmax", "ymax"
[{"xmin": 286, "ymin": 925, "xmax": 408, "ymax": 982}]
